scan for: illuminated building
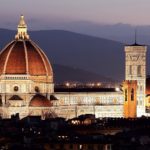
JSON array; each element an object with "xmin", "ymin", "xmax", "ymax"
[
  {"xmin": 0, "ymin": 15, "xmax": 149, "ymax": 119},
  {"xmin": 0, "ymin": 15, "xmax": 54, "ymax": 118},
  {"xmin": 124, "ymin": 43, "xmax": 147, "ymax": 117}
]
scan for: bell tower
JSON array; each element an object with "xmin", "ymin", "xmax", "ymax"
[
  {"xmin": 125, "ymin": 43, "xmax": 147, "ymax": 117},
  {"xmin": 123, "ymin": 80, "xmax": 137, "ymax": 118}
]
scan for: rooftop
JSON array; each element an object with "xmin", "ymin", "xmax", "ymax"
[{"xmin": 55, "ymin": 87, "xmax": 120, "ymax": 93}]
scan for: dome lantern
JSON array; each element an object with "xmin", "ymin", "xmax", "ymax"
[{"xmin": 15, "ymin": 15, "xmax": 29, "ymax": 40}]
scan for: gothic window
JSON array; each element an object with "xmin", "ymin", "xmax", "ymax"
[
  {"xmin": 129, "ymin": 65, "xmax": 132, "ymax": 75},
  {"xmin": 137, "ymin": 65, "xmax": 141, "ymax": 76},
  {"xmin": 131, "ymin": 88, "xmax": 134, "ymax": 101},
  {"xmin": 125, "ymin": 89, "xmax": 127, "ymax": 101}
]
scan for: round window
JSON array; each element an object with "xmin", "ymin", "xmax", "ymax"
[
  {"xmin": 14, "ymin": 86, "xmax": 19, "ymax": 91},
  {"xmin": 35, "ymin": 86, "xmax": 40, "ymax": 92}
]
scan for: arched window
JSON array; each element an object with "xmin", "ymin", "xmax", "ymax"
[
  {"xmin": 125, "ymin": 89, "xmax": 127, "ymax": 101},
  {"xmin": 131, "ymin": 88, "xmax": 134, "ymax": 101},
  {"xmin": 35, "ymin": 86, "xmax": 40, "ymax": 93},
  {"xmin": 137, "ymin": 65, "xmax": 141, "ymax": 76},
  {"xmin": 129, "ymin": 66, "xmax": 132, "ymax": 75}
]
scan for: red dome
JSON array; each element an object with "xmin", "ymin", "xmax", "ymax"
[
  {"xmin": 29, "ymin": 94, "xmax": 52, "ymax": 107},
  {"xmin": 0, "ymin": 40, "xmax": 53, "ymax": 77}
]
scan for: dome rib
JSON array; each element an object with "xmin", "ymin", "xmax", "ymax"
[
  {"xmin": 0, "ymin": 40, "xmax": 53, "ymax": 77},
  {"xmin": 5, "ymin": 41, "xmax": 27, "ymax": 74},
  {"xmin": 30, "ymin": 40, "xmax": 48, "ymax": 76},
  {"xmin": 0, "ymin": 41, "xmax": 15, "ymax": 74},
  {"xmin": 23, "ymin": 41, "xmax": 29, "ymax": 74},
  {"xmin": 0, "ymin": 41, "xmax": 15, "ymax": 56},
  {"xmin": 30, "ymin": 40, "xmax": 53, "ymax": 77},
  {"xmin": 25, "ymin": 40, "xmax": 48, "ymax": 75},
  {"xmin": 3, "ymin": 41, "xmax": 17, "ymax": 74}
]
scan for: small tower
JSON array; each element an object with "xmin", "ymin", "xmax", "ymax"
[
  {"xmin": 123, "ymin": 80, "xmax": 137, "ymax": 118},
  {"xmin": 125, "ymin": 41, "xmax": 147, "ymax": 117}
]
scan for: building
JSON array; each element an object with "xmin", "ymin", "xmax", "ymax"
[
  {"xmin": 124, "ymin": 43, "xmax": 147, "ymax": 117},
  {"xmin": 0, "ymin": 15, "xmax": 54, "ymax": 118},
  {"xmin": 0, "ymin": 15, "xmax": 149, "ymax": 119}
]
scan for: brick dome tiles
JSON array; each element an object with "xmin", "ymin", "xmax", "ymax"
[{"xmin": 0, "ymin": 40, "xmax": 53, "ymax": 77}]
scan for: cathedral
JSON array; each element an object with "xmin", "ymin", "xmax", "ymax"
[{"xmin": 0, "ymin": 15, "xmax": 150, "ymax": 119}]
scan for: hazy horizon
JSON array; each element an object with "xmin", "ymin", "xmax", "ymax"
[
  {"xmin": 1, "ymin": 0, "xmax": 150, "ymax": 30},
  {"xmin": 1, "ymin": 0, "xmax": 150, "ymax": 45}
]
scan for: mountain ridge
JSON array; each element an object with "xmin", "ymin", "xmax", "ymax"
[
  {"xmin": 0, "ymin": 29, "xmax": 129, "ymax": 82},
  {"xmin": 53, "ymin": 64, "xmax": 115, "ymax": 83}
]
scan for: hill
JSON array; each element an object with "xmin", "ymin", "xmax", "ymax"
[
  {"xmin": 0, "ymin": 29, "xmax": 126, "ymax": 82},
  {"xmin": 53, "ymin": 64, "xmax": 114, "ymax": 83}
]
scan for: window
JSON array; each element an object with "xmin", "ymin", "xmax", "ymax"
[
  {"xmin": 131, "ymin": 88, "xmax": 134, "ymax": 101},
  {"xmin": 129, "ymin": 65, "xmax": 132, "ymax": 75},
  {"xmin": 125, "ymin": 89, "xmax": 127, "ymax": 101},
  {"xmin": 14, "ymin": 86, "xmax": 19, "ymax": 91},
  {"xmin": 137, "ymin": 65, "xmax": 141, "ymax": 76},
  {"xmin": 35, "ymin": 86, "xmax": 40, "ymax": 92}
]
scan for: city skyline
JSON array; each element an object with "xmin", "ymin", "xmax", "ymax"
[
  {"xmin": 0, "ymin": 14, "xmax": 149, "ymax": 119},
  {"xmin": 0, "ymin": 2, "xmax": 149, "ymax": 149}
]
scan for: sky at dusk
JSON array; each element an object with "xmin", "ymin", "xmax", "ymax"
[{"xmin": 0, "ymin": 0, "xmax": 150, "ymax": 29}]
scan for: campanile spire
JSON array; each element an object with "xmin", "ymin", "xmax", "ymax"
[{"xmin": 15, "ymin": 15, "xmax": 29, "ymax": 40}]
